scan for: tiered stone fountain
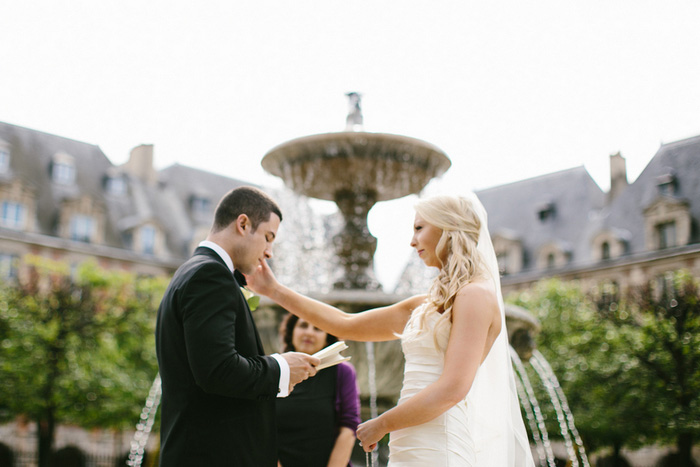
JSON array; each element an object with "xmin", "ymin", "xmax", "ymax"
[{"xmin": 262, "ymin": 92, "xmax": 451, "ymax": 292}]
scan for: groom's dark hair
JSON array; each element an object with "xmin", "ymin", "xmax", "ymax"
[{"xmin": 212, "ymin": 186, "xmax": 283, "ymax": 233}]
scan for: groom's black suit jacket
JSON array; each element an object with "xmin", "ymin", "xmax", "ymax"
[{"xmin": 156, "ymin": 247, "xmax": 281, "ymax": 466}]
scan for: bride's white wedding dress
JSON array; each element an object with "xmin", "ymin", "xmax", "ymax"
[{"xmin": 388, "ymin": 303, "xmax": 534, "ymax": 466}]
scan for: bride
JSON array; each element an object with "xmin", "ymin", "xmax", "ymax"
[{"xmin": 247, "ymin": 194, "xmax": 535, "ymax": 466}]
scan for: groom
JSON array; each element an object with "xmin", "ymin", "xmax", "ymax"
[{"xmin": 156, "ymin": 186, "xmax": 319, "ymax": 466}]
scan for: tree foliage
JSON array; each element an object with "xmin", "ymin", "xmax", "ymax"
[
  {"xmin": 509, "ymin": 272, "xmax": 700, "ymax": 466},
  {"xmin": 0, "ymin": 256, "xmax": 167, "ymax": 466},
  {"xmin": 612, "ymin": 271, "xmax": 700, "ymax": 466},
  {"xmin": 509, "ymin": 279, "xmax": 654, "ymax": 458}
]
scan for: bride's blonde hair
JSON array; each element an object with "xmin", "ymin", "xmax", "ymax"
[{"xmin": 407, "ymin": 195, "xmax": 487, "ymax": 345}]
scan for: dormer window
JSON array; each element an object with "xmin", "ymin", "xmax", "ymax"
[
  {"xmin": 140, "ymin": 225, "xmax": 156, "ymax": 255},
  {"xmin": 70, "ymin": 215, "xmax": 95, "ymax": 243},
  {"xmin": 656, "ymin": 172, "xmax": 677, "ymax": 196},
  {"xmin": 643, "ymin": 197, "xmax": 689, "ymax": 251},
  {"xmin": 546, "ymin": 253, "xmax": 556, "ymax": 269},
  {"xmin": 592, "ymin": 229, "xmax": 629, "ymax": 262},
  {"xmin": 52, "ymin": 153, "xmax": 76, "ymax": 185},
  {"xmin": 492, "ymin": 232, "xmax": 523, "ymax": 275},
  {"xmin": 537, "ymin": 202, "xmax": 556, "ymax": 222},
  {"xmin": 538, "ymin": 241, "xmax": 571, "ymax": 270},
  {"xmin": 105, "ymin": 174, "xmax": 127, "ymax": 196},
  {"xmin": 656, "ymin": 221, "xmax": 676, "ymax": 249},
  {"xmin": 192, "ymin": 197, "xmax": 210, "ymax": 213},
  {"xmin": 190, "ymin": 194, "xmax": 212, "ymax": 216},
  {"xmin": 1, "ymin": 201, "xmax": 25, "ymax": 229}
]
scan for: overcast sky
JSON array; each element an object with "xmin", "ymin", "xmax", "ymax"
[{"xmin": 2, "ymin": 1, "xmax": 699, "ymax": 289}]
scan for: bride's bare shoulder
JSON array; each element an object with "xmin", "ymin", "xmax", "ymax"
[{"xmin": 455, "ymin": 282, "xmax": 499, "ymax": 313}]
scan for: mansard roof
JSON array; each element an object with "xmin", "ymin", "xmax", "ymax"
[
  {"xmin": 0, "ymin": 121, "xmax": 113, "ymax": 236},
  {"xmin": 476, "ymin": 166, "xmax": 606, "ymax": 270},
  {"xmin": 0, "ymin": 121, "xmax": 252, "ymax": 261},
  {"xmin": 590, "ymin": 135, "xmax": 700, "ymax": 254}
]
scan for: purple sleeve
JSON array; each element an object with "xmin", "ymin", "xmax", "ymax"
[{"xmin": 335, "ymin": 362, "xmax": 361, "ymax": 433}]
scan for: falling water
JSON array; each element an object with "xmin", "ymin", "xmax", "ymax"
[
  {"xmin": 127, "ymin": 373, "xmax": 161, "ymax": 467},
  {"xmin": 365, "ymin": 341, "xmax": 379, "ymax": 467},
  {"xmin": 531, "ymin": 350, "xmax": 590, "ymax": 467},
  {"xmin": 511, "ymin": 348, "xmax": 556, "ymax": 467}
]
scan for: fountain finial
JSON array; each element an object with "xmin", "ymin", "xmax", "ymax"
[{"xmin": 345, "ymin": 92, "xmax": 364, "ymax": 131}]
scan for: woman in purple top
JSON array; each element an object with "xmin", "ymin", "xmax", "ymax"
[{"xmin": 276, "ymin": 313, "xmax": 361, "ymax": 467}]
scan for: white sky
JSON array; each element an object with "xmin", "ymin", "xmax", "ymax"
[{"xmin": 2, "ymin": 1, "xmax": 700, "ymax": 289}]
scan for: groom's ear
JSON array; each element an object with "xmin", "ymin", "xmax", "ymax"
[{"xmin": 235, "ymin": 214, "xmax": 251, "ymax": 235}]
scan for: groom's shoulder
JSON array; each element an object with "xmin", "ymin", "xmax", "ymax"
[{"xmin": 174, "ymin": 249, "xmax": 225, "ymax": 278}]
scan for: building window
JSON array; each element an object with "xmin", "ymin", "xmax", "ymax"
[
  {"xmin": 190, "ymin": 195, "xmax": 212, "ymax": 221},
  {"xmin": 53, "ymin": 159, "xmax": 76, "ymax": 185},
  {"xmin": 546, "ymin": 253, "xmax": 556, "ymax": 269},
  {"xmin": 601, "ymin": 241, "xmax": 610, "ymax": 260},
  {"xmin": 497, "ymin": 252, "xmax": 508, "ymax": 275},
  {"xmin": 141, "ymin": 225, "xmax": 156, "ymax": 255},
  {"xmin": 0, "ymin": 201, "xmax": 25, "ymax": 229},
  {"xmin": 70, "ymin": 215, "xmax": 94, "ymax": 243},
  {"xmin": 538, "ymin": 203, "xmax": 556, "ymax": 222},
  {"xmin": 0, "ymin": 148, "xmax": 10, "ymax": 173},
  {"xmin": 657, "ymin": 221, "xmax": 676, "ymax": 249},
  {"xmin": 0, "ymin": 253, "xmax": 19, "ymax": 280},
  {"xmin": 596, "ymin": 280, "xmax": 619, "ymax": 312},
  {"xmin": 192, "ymin": 196, "xmax": 210, "ymax": 213},
  {"xmin": 656, "ymin": 173, "xmax": 677, "ymax": 196},
  {"xmin": 105, "ymin": 176, "xmax": 127, "ymax": 196}
]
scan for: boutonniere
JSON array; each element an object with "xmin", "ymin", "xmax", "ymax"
[{"xmin": 240, "ymin": 287, "xmax": 260, "ymax": 311}]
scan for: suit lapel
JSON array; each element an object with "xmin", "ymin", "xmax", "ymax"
[
  {"xmin": 194, "ymin": 248, "xmax": 267, "ymax": 355},
  {"xmin": 233, "ymin": 270, "xmax": 266, "ymax": 355}
]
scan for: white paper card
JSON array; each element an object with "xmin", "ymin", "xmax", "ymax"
[{"xmin": 313, "ymin": 340, "xmax": 351, "ymax": 370}]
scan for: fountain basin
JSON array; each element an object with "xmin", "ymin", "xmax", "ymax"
[
  {"xmin": 263, "ymin": 130, "xmax": 450, "ymax": 290},
  {"xmin": 262, "ymin": 132, "xmax": 451, "ymax": 202}
]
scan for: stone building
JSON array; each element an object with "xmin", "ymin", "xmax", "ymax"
[{"xmin": 0, "ymin": 121, "xmax": 259, "ymax": 282}]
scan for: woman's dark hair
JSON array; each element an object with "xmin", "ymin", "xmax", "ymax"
[
  {"xmin": 279, "ymin": 313, "xmax": 338, "ymax": 352},
  {"xmin": 212, "ymin": 186, "xmax": 283, "ymax": 233}
]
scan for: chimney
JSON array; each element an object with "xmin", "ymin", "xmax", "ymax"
[
  {"xmin": 123, "ymin": 144, "xmax": 158, "ymax": 185},
  {"xmin": 608, "ymin": 152, "xmax": 628, "ymax": 203}
]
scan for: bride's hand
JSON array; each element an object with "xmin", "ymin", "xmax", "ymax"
[
  {"xmin": 356, "ymin": 417, "xmax": 387, "ymax": 453},
  {"xmin": 244, "ymin": 259, "xmax": 278, "ymax": 296}
]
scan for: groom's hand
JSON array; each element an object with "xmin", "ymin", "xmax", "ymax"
[{"xmin": 282, "ymin": 351, "xmax": 320, "ymax": 393}]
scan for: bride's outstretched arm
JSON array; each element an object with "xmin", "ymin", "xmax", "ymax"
[
  {"xmin": 245, "ymin": 259, "xmax": 424, "ymax": 342},
  {"xmin": 356, "ymin": 282, "xmax": 500, "ymax": 451}
]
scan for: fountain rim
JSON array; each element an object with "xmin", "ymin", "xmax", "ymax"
[
  {"xmin": 261, "ymin": 131, "xmax": 452, "ymax": 202},
  {"xmin": 263, "ymin": 131, "xmax": 450, "ymax": 157},
  {"xmin": 262, "ymin": 131, "xmax": 451, "ymax": 168}
]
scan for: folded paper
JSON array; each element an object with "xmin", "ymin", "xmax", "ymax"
[{"xmin": 313, "ymin": 340, "xmax": 351, "ymax": 370}]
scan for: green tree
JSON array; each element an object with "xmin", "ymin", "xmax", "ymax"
[
  {"xmin": 0, "ymin": 256, "xmax": 167, "ymax": 467},
  {"xmin": 509, "ymin": 279, "xmax": 653, "ymax": 466},
  {"xmin": 612, "ymin": 271, "xmax": 700, "ymax": 467}
]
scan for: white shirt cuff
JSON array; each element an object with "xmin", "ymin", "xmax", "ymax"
[{"xmin": 271, "ymin": 353, "xmax": 290, "ymax": 398}]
